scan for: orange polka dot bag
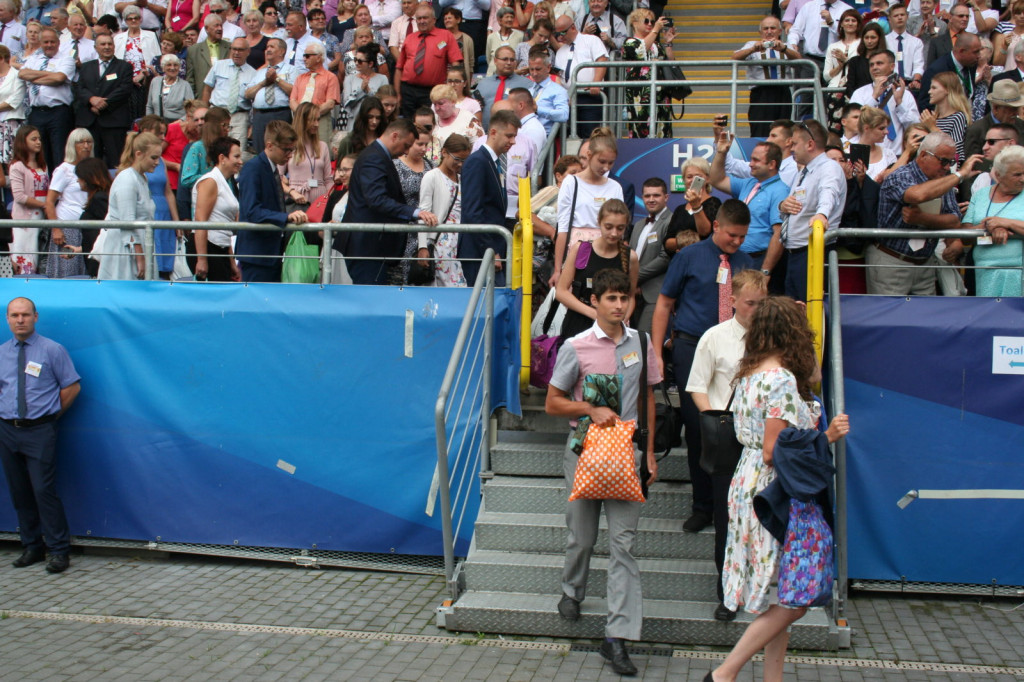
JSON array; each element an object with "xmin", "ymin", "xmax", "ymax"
[{"xmin": 569, "ymin": 417, "xmax": 645, "ymax": 502}]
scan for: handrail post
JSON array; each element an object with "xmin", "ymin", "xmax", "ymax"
[
  {"xmin": 827, "ymin": 248, "xmax": 848, "ymax": 617},
  {"xmin": 321, "ymin": 226, "xmax": 333, "ymax": 286},
  {"xmin": 807, "ymin": 218, "xmax": 826, "ymax": 365},
  {"xmin": 481, "ymin": 250, "xmax": 495, "ymax": 475},
  {"xmin": 143, "ymin": 223, "xmax": 156, "ymax": 281},
  {"xmin": 730, "ymin": 62, "xmax": 738, "ymax": 137},
  {"xmin": 517, "ymin": 178, "xmax": 534, "ymax": 391},
  {"xmin": 649, "ymin": 60, "xmax": 657, "ymax": 134}
]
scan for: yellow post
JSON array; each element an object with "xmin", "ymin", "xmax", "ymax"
[
  {"xmin": 806, "ymin": 218, "xmax": 826, "ymax": 366},
  {"xmin": 516, "ymin": 178, "xmax": 534, "ymax": 391}
]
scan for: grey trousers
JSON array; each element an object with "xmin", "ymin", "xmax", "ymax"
[
  {"xmin": 561, "ymin": 437, "xmax": 643, "ymax": 641},
  {"xmin": 865, "ymin": 244, "xmax": 936, "ymax": 296}
]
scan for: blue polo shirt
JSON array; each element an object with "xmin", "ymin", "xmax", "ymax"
[
  {"xmin": 0, "ymin": 332, "xmax": 80, "ymax": 420},
  {"xmin": 729, "ymin": 173, "xmax": 789, "ymax": 254},
  {"xmin": 660, "ymin": 238, "xmax": 754, "ymax": 338}
]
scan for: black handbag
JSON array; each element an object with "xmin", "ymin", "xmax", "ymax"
[
  {"xmin": 660, "ymin": 63, "xmax": 693, "ymax": 101},
  {"xmin": 635, "ymin": 331, "xmax": 652, "ymax": 500},
  {"xmin": 407, "ymin": 243, "xmax": 434, "ymax": 285},
  {"xmin": 653, "ymin": 383, "xmax": 683, "ymax": 455},
  {"xmin": 698, "ymin": 393, "xmax": 744, "ymax": 476}
]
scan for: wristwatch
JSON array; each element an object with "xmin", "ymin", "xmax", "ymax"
[{"xmin": 760, "ymin": 269, "xmax": 771, "ymax": 276}]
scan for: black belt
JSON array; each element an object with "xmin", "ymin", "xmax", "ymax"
[
  {"xmin": 254, "ymin": 106, "xmax": 290, "ymax": 113},
  {"xmin": 675, "ymin": 332, "xmax": 700, "ymax": 343},
  {"xmin": 747, "ymin": 249, "xmax": 767, "ymax": 258},
  {"xmin": 874, "ymin": 243, "xmax": 930, "ymax": 265},
  {"xmin": 786, "ymin": 245, "xmax": 808, "ymax": 254},
  {"xmin": 31, "ymin": 104, "xmax": 69, "ymax": 111},
  {"xmin": 2, "ymin": 412, "xmax": 59, "ymax": 428}
]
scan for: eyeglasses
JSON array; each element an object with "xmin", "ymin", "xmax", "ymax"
[
  {"xmin": 446, "ymin": 78, "xmax": 464, "ymax": 84},
  {"xmin": 303, "ymin": 53, "xmax": 318, "ymax": 58},
  {"xmin": 985, "ymin": 137, "xmax": 1012, "ymax": 145},
  {"xmin": 495, "ymin": 56, "xmax": 515, "ymax": 61},
  {"xmin": 354, "ymin": 57, "xmax": 371, "ymax": 63},
  {"xmin": 230, "ymin": 47, "xmax": 247, "ymax": 51},
  {"xmin": 553, "ymin": 29, "xmax": 569, "ymax": 38},
  {"xmin": 923, "ymin": 150, "xmax": 955, "ymax": 167},
  {"xmin": 275, "ymin": 144, "xmax": 296, "ymax": 155},
  {"xmin": 125, "ymin": 14, "xmax": 141, "ymax": 20},
  {"xmin": 210, "ymin": 8, "xmax": 225, "ymax": 13},
  {"xmin": 265, "ymin": 10, "xmax": 278, "ymax": 15}
]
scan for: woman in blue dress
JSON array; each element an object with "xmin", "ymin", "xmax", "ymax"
[{"xmin": 136, "ymin": 116, "xmax": 181, "ymax": 278}]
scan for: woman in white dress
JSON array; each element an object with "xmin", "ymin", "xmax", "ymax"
[
  {"xmin": 44, "ymin": 128, "xmax": 94, "ymax": 278},
  {"xmin": 416, "ymin": 134, "xmax": 470, "ymax": 287},
  {"xmin": 100, "ymin": 132, "xmax": 163, "ymax": 280},
  {"xmin": 192, "ymin": 136, "xmax": 243, "ymax": 282}
]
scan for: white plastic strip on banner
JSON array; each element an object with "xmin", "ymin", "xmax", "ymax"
[{"xmin": 897, "ymin": 489, "xmax": 1024, "ymax": 509}]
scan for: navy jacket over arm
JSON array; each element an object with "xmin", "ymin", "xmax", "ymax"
[
  {"xmin": 457, "ymin": 144, "xmax": 508, "ymax": 286},
  {"xmin": 343, "ymin": 140, "xmax": 418, "ymax": 284},
  {"xmin": 236, "ymin": 152, "xmax": 288, "ymax": 265},
  {"xmin": 754, "ymin": 427, "xmax": 836, "ymax": 543}
]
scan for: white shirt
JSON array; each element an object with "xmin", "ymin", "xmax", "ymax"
[
  {"xmin": 246, "ymin": 61, "xmax": 300, "ymax": 109},
  {"xmin": 281, "ymin": 32, "xmax": 319, "ymax": 74},
  {"xmin": 782, "ymin": 151, "xmax": 847, "ymax": 247},
  {"xmin": 198, "ymin": 21, "xmax": 246, "ymax": 43},
  {"xmin": 885, "ymin": 31, "xmax": 925, "ymax": 80},
  {"xmin": 966, "ymin": 8, "xmax": 998, "ymax": 37},
  {"xmin": 554, "ymin": 33, "xmax": 608, "ymax": 85},
  {"xmin": 725, "ymin": 154, "xmax": 799, "ymax": 190},
  {"xmin": 850, "ymin": 80, "xmax": 921, "ymax": 156},
  {"xmin": 0, "ymin": 20, "xmax": 26, "ymax": 57},
  {"xmin": 787, "ymin": 0, "xmax": 854, "ymax": 58},
  {"xmin": 50, "ymin": 162, "xmax": 89, "ymax": 221},
  {"xmin": 518, "ymin": 112, "xmax": 546, "ymax": 158},
  {"xmin": 556, "ymin": 174, "xmax": 623, "ymax": 232},
  {"xmin": 0, "ymin": 68, "xmax": 27, "ymax": 120},
  {"xmin": 59, "ymin": 36, "xmax": 97, "ymax": 65},
  {"xmin": 20, "ymin": 51, "xmax": 75, "ymax": 107},
  {"xmin": 634, "ymin": 207, "xmax": 668, "ymax": 260},
  {"xmin": 739, "ymin": 39, "xmax": 791, "ymax": 81},
  {"xmin": 204, "ymin": 58, "xmax": 256, "ymax": 111},
  {"xmin": 574, "ymin": 9, "xmax": 627, "ymax": 50},
  {"xmin": 191, "ymin": 167, "xmax": 238, "ymax": 247},
  {"xmin": 686, "ymin": 317, "xmax": 746, "ymax": 411}
]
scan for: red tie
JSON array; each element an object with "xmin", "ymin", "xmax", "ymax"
[
  {"xmin": 494, "ymin": 75, "xmax": 507, "ymax": 103},
  {"xmin": 414, "ymin": 32, "xmax": 427, "ymax": 76},
  {"xmin": 406, "ymin": 17, "xmax": 413, "ymax": 37},
  {"xmin": 718, "ymin": 254, "xmax": 732, "ymax": 323}
]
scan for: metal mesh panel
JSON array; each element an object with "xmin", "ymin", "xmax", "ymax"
[
  {"xmin": 0, "ymin": 532, "xmax": 444, "ymax": 575},
  {"xmin": 851, "ymin": 579, "xmax": 1024, "ymax": 598}
]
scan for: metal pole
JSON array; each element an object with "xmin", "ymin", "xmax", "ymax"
[
  {"xmin": 827, "ymin": 248, "xmax": 848, "ymax": 615},
  {"xmin": 648, "ymin": 60, "xmax": 657, "ymax": 134},
  {"xmin": 321, "ymin": 226, "xmax": 333, "ymax": 286},
  {"xmin": 481, "ymin": 249, "xmax": 495, "ymax": 476},
  {"xmin": 143, "ymin": 224, "xmax": 156, "ymax": 280},
  {"xmin": 730, "ymin": 62, "xmax": 738, "ymax": 137}
]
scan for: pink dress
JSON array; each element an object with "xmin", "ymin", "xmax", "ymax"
[
  {"xmin": 286, "ymin": 141, "xmax": 333, "ymax": 204},
  {"xmin": 167, "ymin": 0, "xmax": 197, "ymax": 32},
  {"xmin": 8, "ymin": 161, "xmax": 48, "ymax": 274}
]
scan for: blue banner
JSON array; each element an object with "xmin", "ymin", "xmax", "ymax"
[
  {"xmin": 840, "ymin": 295, "xmax": 1024, "ymax": 585},
  {"xmin": 0, "ymin": 280, "xmax": 521, "ymax": 557}
]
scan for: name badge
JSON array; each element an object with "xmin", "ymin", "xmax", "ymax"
[
  {"xmin": 793, "ymin": 188, "xmax": 806, "ymax": 201},
  {"xmin": 308, "ymin": 178, "xmax": 318, "ymax": 188},
  {"xmin": 585, "ymin": 277, "xmax": 592, "ymax": 289},
  {"xmin": 594, "ymin": 197, "xmax": 605, "ymax": 207},
  {"xmin": 172, "ymin": 15, "xmax": 180, "ymax": 22},
  {"xmin": 622, "ymin": 351, "xmax": 640, "ymax": 367},
  {"xmin": 106, "ymin": 73, "xmax": 118, "ymax": 80},
  {"xmin": 716, "ymin": 265, "xmax": 729, "ymax": 285},
  {"xmin": 437, "ymin": 41, "xmax": 447, "ymax": 49},
  {"xmin": 646, "ymin": 233, "xmax": 659, "ymax": 244},
  {"xmin": 25, "ymin": 361, "xmax": 42, "ymax": 378},
  {"xmin": 895, "ymin": 51, "xmax": 903, "ymax": 62},
  {"xmin": 977, "ymin": 235, "xmax": 993, "ymax": 246}
]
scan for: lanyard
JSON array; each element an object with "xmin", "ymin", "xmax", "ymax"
[{"xmin": 984, "ymin": 187, "xmax": 1021, "ymax": 221}]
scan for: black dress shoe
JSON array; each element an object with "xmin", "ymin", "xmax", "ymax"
[
  {"xmin": 703, "ymin": 672, "xmax": 714, "ymax": 682},
  {"xmin": 557, "ymin": 594, "xmax": 580, "ymax": 621},
  {"xmin": 714, "ymin": 602, "xmax": 737, "ymax": 621},
  {"xmin": 45, "ymin": 554, "xmax": 69, "ymax": 574},
  {"xmin": 599, "ymin": 639, "xmax": 637, "ymax": 676},
  {"xmin": 683, "ymin": 511, "xmax": 713, "ymax": 533},
  {"xmin": 12, "ymin": 547, "xmax": 45, "ymax": 568}
]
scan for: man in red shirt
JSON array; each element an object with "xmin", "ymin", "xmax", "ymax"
[{"xmin": 394, "ymin": 2, "xmax": 463, "ymax": 118}]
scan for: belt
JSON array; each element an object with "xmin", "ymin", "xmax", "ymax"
[
  {"xmin": 254, "ymin": 106, "xmax": 291, "ymax": 113},
  {"xmin": 875, "ymin": 243, "xmax": 930, "ymax": 265},
  {"xmin": 2, "ymin": 412, "xmax": 59, "ymax": 428},
  {"xmin": 31, "ymin": 104, "xmax": 70, "ymax": 110},
  {"xmin": 746, "ymin": 249, "xmax": 767, "ymax": 258},
  {"xmin": 786, "ymin": 245, "xmax": 808, "ymax": 254},
  {"xmin": 674, "ymin": 331, "xmax": 700, "ymax": 343}
]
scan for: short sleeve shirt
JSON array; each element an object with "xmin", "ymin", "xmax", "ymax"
[{"xmin": 0, "ymin": 332, "xmax": 80, "ymax": 420}]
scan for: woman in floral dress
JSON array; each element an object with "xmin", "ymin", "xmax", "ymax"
[
  {"xmin": 709, "ymin": 297, "xmax": 850, "ymax": 682},
  {"xmin": 417, "ymin": 134, "xmax": 470, "ymax": 287},
  {"xmin": 621, "ymin": 8, "xmax": 675, "ymax": 139}
]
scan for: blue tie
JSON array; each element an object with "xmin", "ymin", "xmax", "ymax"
[
  {"xmin": 768, "ymin": 48, "xmax": 778, "ymax": 79},
  {"xmin": 16, "ymin": 341, "xmax": 27, "ymax": 419},
  {"xmin": 896, "ymin": 35, "xmax": 904, "ymax": 78}
]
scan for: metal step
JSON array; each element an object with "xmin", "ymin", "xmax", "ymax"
[
  {"xmin": 484, "ymin": 476, "xmax": 691, "ymax": 520},
  {"xmin": 474, "ymin": 511, "xmax": 713, "ymax": 559},
  {"xmin": 496, "ymin": 404, "xmax": 565, "ymax": 434},
  {"xmin": 489, "ymin": 437, "xmax": 692, "ymax": 482},
  {"xmin": 462, "ymin": 550, "xmax": 719, "ymax": 602},
  {"xmin": 444, "ymin": 591, "xmax": 833, "ymax": 649}
]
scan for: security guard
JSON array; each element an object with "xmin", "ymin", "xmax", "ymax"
[{"xmin": 0, "ymin": 297, "xmax": 80, "ymax": 574}]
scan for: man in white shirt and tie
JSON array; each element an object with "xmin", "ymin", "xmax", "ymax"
[
  {"xmin": 245, "ymin": 38, "xmax": 298, "ymax": 154},
  {"xmin": 0, "ymin": 0, "xmax": 26, "ymax": 57},
  {"xmin": 850, "ymin": 50, "xmax": 921, "ymax": 156},
  {"xmin": 283, "ymin": 11, "xmax": 318, "ymax": 74},
  {"xmin": 552, "ymin": 14, "xmax": 608, "ymax": 138},
  {"xmin": 574, "ymin": 0, "xmax": 627, "ymax": 52},
  {"xmin": 886, "ymin": 5, "xmax": 925, "ymax": 92},
  {"xmin": 20, "ymin": 28, "xmax": 75, "ymax": 174},
  {"xmin": 787, "ymin": 0, "xmax": 852, "ymax": 113},
  {"xmin": 203, "ymin": 38, "xmax": 256, "ymax": 158},
  {"xmin": 733, "ymin": 15, "xmax": 800, "ymax": 138},
  {"xmin": 59, "ymin": 13, "xmax": 97, "ymax": 69}
]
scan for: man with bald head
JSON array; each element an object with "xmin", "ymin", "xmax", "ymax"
[
  {"xmin": 917, "ymin": 29, "xmax": 981, "ymax": 111},
  {"xmin": 20, "ymin": 27, "xmax": 76, "ymax": 173},
  {"xmin": 59, "ymin": 12, "xmax": 97, "ymax": 66},
  {"xmin": 75, "ymin": 32, "xmax": 134, "ymax": 167},
  {"xmin": 475, "ymin": 45, "xmax": 531, "ymax": 129},
  {"xmin": 394, "ymin": 2, "xmax": 463, "ymax": 118},
  {"xmin": 204, "ymin": 37, "xmax": 256, "ymax": 154},
  {"xmin": 187, "ymin": 14, "xmax": 231, "ymax": 95},
  {"xmin": 551, "ymin": 13, "xmax": 608, "ymax": 137}
]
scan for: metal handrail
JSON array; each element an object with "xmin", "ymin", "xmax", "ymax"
[
  {"xmin": 807, "ymin": 219, "xmax": 826, "ymax": 365},
  {"xmin": 432, "ymin": 249, "xmax": 497, "ymax": 599},
  {"xmin": 513, "ymin": 178, "xmax": 534, "ymax": 391},
  {"xmin": 1, "ymin": 220, "xmax": 513, "ymax": 286}
]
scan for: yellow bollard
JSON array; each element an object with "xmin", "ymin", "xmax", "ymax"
[
  {"xmin": 516, "ymin": 178, "xmax": 534, "ymax": 392},
  {"xmin": 806, "ymin": 218, "xmax": 826, "ymax": 368}
]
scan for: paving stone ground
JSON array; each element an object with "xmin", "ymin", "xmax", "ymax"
[{"xmin": 1, "ymin": 544, "xmax": 1022, "ymax": 681}]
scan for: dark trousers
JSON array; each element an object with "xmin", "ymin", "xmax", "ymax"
[
  {"xmin": 251, "ymin": 107, "xmax": 292, "ymax": 155},
  {"xmin": 240, "ymin": 260, "xmax": 282, "ymax": 282},
  {"xmin": 785, "ymin": 247, "xmax": 808, "ymax": 302},
  {"xmin": 462, "ymin": 19, "xmax": 487, "ymax": 72},
  {"xmin": 712, "ymin": 472, "xmax": 731, "ymax": 602},
  {"xmin": 90, "ymin": 124, "xmax": 129, "ymax": 169},
  {"xmin": 671, "ymin": 335, "xmax": 712, "ymax": 516},
  {"xmin": 575, "ymin": 92, "xmax": 603, "ymax": 138},
  {"xmin": 0, "ymin": 420, "xmax": 69, "ymax": 555},
  {"xmin": 203, "ymin": 242, "xmax": 235, "ymax": 282},
  {"xmin": 28, "ymin": 105, "xmax": 73, "ymax": 177},
  {"xmin": 748, "ymin": 84, "xmax": 792, "ymax": 138},
  {"xmin": 399, "ymin": 82, "xmax": 433, "ymax": 119}
]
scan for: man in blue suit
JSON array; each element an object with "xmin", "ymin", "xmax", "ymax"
[
  {"xmin": 458, "ymin": 109, "xmax": 521, "ymax": 287},
  {"xmin": 236, "ymin": 120, "xmax": 310, "ymax": 282},
  {"xmin": 343, "ymin": 118, "xmax": 439, "ymax": 284}
]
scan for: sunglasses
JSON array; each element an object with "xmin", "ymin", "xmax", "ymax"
[
  {"xmin": 984, "ymin": 137, "xmax": 1012, "ymax": 145},
  {"xmin": 923, "ymin": 150, "xmax": 955, "ymax": 167},
  {"xmin": 354, "ymin": 57, "xmax": 371, "ymax": 63},
  {"xmin": 303, "ymin": 53, "xmax": 318, "ymax": 58},
  {"xmin": 553, "ymin": 29, "xmax": 569, "ymax": 38},
  {"xmin": 641, "ymin": 18, "xmax": 653, "ymax": 24}
]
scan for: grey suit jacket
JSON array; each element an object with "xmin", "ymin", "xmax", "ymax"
[{"xmin": 629, "ymin": 209, "xmax": 672, "ymax": 305}]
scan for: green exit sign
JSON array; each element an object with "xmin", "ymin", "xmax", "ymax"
[{"xmin": 671, "ymin": 174, "xmax": 685, "ymax": 192}]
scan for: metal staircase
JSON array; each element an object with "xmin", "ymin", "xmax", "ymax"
[
  {"xmin": 439, "ymin": 388, "xmax": 837, "ymax": 649},
  {"xmin": 669, "ymin": 0, "xmax": 773, "ymax": 137}
]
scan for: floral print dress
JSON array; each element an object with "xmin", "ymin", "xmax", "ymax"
[
  {"xmin": 722, "ymin": 367, "xmax": 820, "ymax": 615},
  {"xmin": 621, "ymin": 38, "xmax": 672, "ymax": 139}
]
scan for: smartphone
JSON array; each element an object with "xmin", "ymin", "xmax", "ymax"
[
  {"xmin": 663, "ymin": 15, "xmax": 673, "ymax": 27},
  {"xmin": 849, "ymin": 143, "xmax": 871, "ymax": 169},
  {"xmin": 689, "ymin": 175, "xmax": 706, "ymax": 194}
]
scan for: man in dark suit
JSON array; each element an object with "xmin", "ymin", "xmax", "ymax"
[
  {"xmin": 458, "ymin": 109, "xmax": 521, "ymax": 287},
  {"xmin": 628, "ymin": 178, "xmax": 672, "ymax": 334},
  {"xmin": 917, "ymin": 31, "xmax": 980, "ymax": 111},
  {"xmin": 74, "ymin": 34, "xmax": 132, "ymax": 168},
  {"xmin": 343, "ymin": 118, "xmax": 439, "ymax": 285},
  {"xmin": 924, "ymin": 3, "xmax": 968, "ymax": 67},
  {"xmin": 186, "ymin": 15, "xmax": 230, "ymax": 97},
  {"xmin": 236, "ymin": 120, "xmax": 309, "ymax": 282}
]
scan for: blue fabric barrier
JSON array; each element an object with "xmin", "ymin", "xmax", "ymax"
[
  {"xmin": 0, "ymin": 280, "xmax": 521, "ymax": 556},
  {"xmin": 840, "ymin": 295, "xmax": 1024, "ymax": 585}
]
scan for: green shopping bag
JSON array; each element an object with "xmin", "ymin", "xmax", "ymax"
[{"xmin": 281, "ymin": 230, "xmax": 319, "ymax": 284}]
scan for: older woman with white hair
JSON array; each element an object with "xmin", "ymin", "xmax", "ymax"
[
  {"xmin": 147, "ymin": 54, "xmax": 195, "ymax": 124},
  {"xmin": 116, "ymin": 5, "xmax": 161, "ymax": 120},
  {"xmin": 962, "ymin": 144, "xmax": 1024, "ymax": 297},
  {"xmin": 44, "ymin": 128, "xmax": 94, "ymax": 278}
]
